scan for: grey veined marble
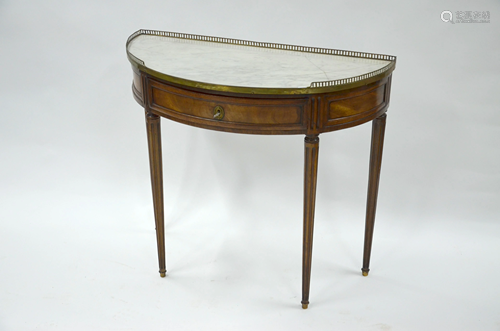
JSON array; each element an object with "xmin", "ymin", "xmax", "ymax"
[{"xmin": 128, "ymin": 34, "xmax": 390, "ymax": 89}]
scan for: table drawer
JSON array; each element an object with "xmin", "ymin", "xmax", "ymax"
[{"xmin": 147, "ymin": 79, "xmax": 308, "ymax": 134}]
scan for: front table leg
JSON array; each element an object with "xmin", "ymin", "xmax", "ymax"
[
  {"xmin": 146, "ymin": 111, "xmax": 166, "ymax": 277},
  {"xmin": 302, "ymin": 134, "xmax": 319, "ymax": 309},
  {"xmin": 362, "ymin": 113, "xmax": 387, "ymax": 277}
]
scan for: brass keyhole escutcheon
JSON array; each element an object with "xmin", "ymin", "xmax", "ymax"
[{"xmin": 213, "ymin": 105, "xmax": 224, "ymax": 120}]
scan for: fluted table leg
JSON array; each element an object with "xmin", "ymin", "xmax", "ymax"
[
  {"xmin": 302, "ymin": 134, "xmax": 319, "ymax": 309},
  {"xmin": 146, "ymin": 111, "xmax": 166, "ymax": 277},
  {"xmin": 362, "ymin": 113, "xmax": 387, "ymax": 277}
]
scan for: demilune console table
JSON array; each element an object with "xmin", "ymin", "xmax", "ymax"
[{"xmin": 126, "ymin": 29, "xmax": 396, "ymax": 309}]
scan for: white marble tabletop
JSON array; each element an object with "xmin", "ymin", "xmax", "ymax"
[{"xmin": 128, "ymin": 33, "xmax": 391, "ymax": 89}]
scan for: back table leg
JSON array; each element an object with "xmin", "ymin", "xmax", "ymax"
[
  {"xmin": 146, "ymin": 111, "xmax": 166, "ymax": 277},
  {"xmin": 302, "ymin": 134, "xmax": 319, "ymax": 309},
  {"xmin": 362, "ymin": 113, "xmax": 387, "ymax": 277}
]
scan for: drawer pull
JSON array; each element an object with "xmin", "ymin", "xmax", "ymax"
[{"xmin": 213, "ymin": 105, "xmax": 224, "ymax": 120}]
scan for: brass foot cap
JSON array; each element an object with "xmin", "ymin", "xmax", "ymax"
[
  {"xmin": 362, "ymin": 271, "xmax": 369, "ymax": 277},
  {"xmin": 160, "ymin": 272, "xmax": 166, "ymax": 278},
  {"xmin": 302, "ymin": 303, "xmax": 308, "ymax": 309}
]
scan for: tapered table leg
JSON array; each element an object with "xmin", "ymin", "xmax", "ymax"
[
  {"xmin": 302, "ymin": 134, "xmax": 319, "ymax": 309},
  {"xmin": 146, "ymin": 111, "xmax": 166, "ymax": 277},
  {"xmin": 362, "ymin": 113, "xmax": 387, "ymax": 277}
]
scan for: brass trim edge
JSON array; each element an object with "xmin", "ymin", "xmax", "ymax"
[{"xmin": 126, "ymin": 29, "xmax": 396, "ymax": 95}]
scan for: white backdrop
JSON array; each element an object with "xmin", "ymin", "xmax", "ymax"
[{"xmin": 1, "ymin": 0, "xmax": 499, "ymax": 330}]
